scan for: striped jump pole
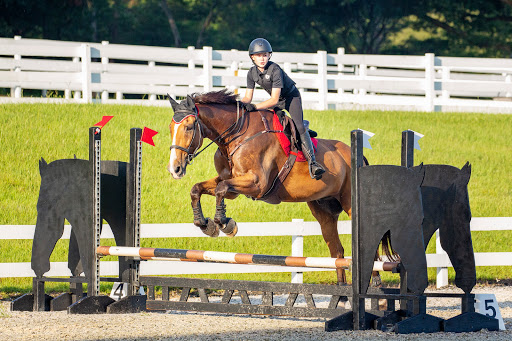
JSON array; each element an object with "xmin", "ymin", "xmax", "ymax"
[{"xmin": 97, "ymin": 246, "xmax": 399, "ymax": 272}]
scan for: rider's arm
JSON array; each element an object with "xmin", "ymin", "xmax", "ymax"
[
  {"xmin": 254, "ymin": 88, "xmax": 281, "ymax": 110},
  {"xmin": 241, "ymin": 88, "xmax": 254, "ymax": 104}
]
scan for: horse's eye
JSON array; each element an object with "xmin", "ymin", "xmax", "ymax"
[{"xmin": 185, "ymin": 125, "xmax": 193, "ymax": 131}]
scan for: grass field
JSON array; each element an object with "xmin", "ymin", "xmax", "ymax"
[{"xmin": 0, "ymin": 103, "xmax": 511, "ymax": 294}]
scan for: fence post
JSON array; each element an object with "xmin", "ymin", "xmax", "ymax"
[
  {"xmin": 203, "ymin": 46, "xmax": 213, "ymax": 92},
  {"xmin": 336, "ymin": 48, "xmax": 346, "ymax": 110},
  {"xmin": 188, "ymin": 46, "xmax": 196, "ymax": 93},
  {"xmin": 80, "ymin": 44, "xmax": 92, "ymax": 103},
  {"xmin": 317, "ymin": 51, "xmax": 328, "ymax": 110},
  {"xmin": 424, "ymin": 53, "xmax": 435, "ymax": 112},
  {"xmin": 230, "ymin": 49, "xmax": 239, "ymax": 95},
  {"xmin": 291, "ymin": 219, "xmax": 304, "ymax": 283},
  {"xmin": 101, "ymin": 41, "xmax": 109, "ymax": 102},
  {"xmin": 12, "ymin": 36, "xmax": 22, "ymax": 99},
  {"xmin": 436, "ymin": 230, "xmax": 449, "ymax": 288}
]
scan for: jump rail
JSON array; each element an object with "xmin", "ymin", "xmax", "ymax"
[{"xmin": 96, "ymin": 246, "xmax": 400, "ymax": 272}]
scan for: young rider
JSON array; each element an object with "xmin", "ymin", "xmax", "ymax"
[{"xmin": 240, "ymin": 38, "xmax": 325, "ymax": 180}]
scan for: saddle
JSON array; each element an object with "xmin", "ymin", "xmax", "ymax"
[
  {"xmin": 273, "ymin": 110, "xmax": 318, "ymax": 162},
  {"xmin": 254, "ymin": 110, "xmax": 319, "ymax": 204}
]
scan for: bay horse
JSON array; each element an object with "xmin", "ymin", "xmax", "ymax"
[{"xmin": 166, "ymin": 89, "xmax": 390, "ymax": 284}]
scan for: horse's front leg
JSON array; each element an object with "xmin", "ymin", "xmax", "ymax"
[
  {"xmin": 191, "ymin": 176, "xmax": 222, "ymax": 237},
  {"xmin": 213, "ymin": 173, "xmax": 260, "ymax": 237}
]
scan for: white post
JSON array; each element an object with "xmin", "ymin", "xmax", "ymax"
[
  {"xmin": 291, "ymin": 219, "xmax": 304, "ymax": 283},
  {"xmin": 80, "ymin": 44, "xmax": 92, "ymax": 103},
  {"xmin": 149, "ymin": 60, "xmax": 156, "ymax": 101},
  {"xmin": 336, "ymin": 48, "xmax": 346, "ymax": 110},
  {"xmin": 188, "ymin": 46, "xmax": 196, "ymax": 93},
  {"xmin": 230, "ymin": 49, "xmax": 239, "ymax": 94},
  {"xmin": 101, "ymin": 41, "xmax": 109, "ymax": 102},
  {"xmin": 436, "ymin": 230, "xmax": 449, "ymax": 288},
  {"xmin": 73, "ymin": 56, "xmax": 81, "ymax": 100},
  {"xmin": 424, "ymin": 53, "xmax": 435, "ymax": 112},
  {"xmin": 317, "ymin": 50, "xmax": 328, "ymax": 110},
  {"xmin": 12, "ymin": 36, "xmax": 22, "ymax": 98},
  {"xmin": 202, "ymin": 46, "xmax": 213, "ymax": 92}
]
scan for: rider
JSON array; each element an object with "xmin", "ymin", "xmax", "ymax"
[{"xmin": 240, "ymin": 38, "xmax": 325, "ymax": 180}]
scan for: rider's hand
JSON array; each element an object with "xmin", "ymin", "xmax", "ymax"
[{"xmin": 242, "ymin": 103, "xmax": 257, "ymax": 112}]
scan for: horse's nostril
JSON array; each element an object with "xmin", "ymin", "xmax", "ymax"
[{"xmin": 175, "ymin": 166, "xmax": 181, "ymax": 174}]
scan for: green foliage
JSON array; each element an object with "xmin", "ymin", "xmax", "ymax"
[
  {"xmin": 1, "ymin": 0, "xmax": 511, "ymax": 56},
  {"xmin": 0, "ymin": 103, "xmax": 511, "ymax": 293}
]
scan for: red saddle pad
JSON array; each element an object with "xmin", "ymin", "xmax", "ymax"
[{"xmin": 272, "ymin": 114, "xmax": 317, "ymax": 162}]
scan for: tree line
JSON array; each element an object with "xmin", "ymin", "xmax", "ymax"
[{"xmin": 1, "ymin": 0, "xmax": 511, "ymax": 57}]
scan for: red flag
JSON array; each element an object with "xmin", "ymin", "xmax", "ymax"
[
  {"xmin": 94, "ymin": 116, "xmax": 114, "ymax": 129},
  {"xmin": 141, "ymin": 127, "xmax": 158, "ymax": 146}
]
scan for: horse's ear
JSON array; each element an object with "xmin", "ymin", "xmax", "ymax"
[
  {"xmin": 459, "ymin": 162, "xmax": 471, "ymax": 185},
  {"xmin": 186, "ymin": 95, "xmax": 195, "ymax": 109},
  {"xmin": 167, "ymin": 93, "xmax": 179, "ymax": 111},
  {"xmin": 39, "ymin": 158, "xmax": 47, "ymax": 173}
]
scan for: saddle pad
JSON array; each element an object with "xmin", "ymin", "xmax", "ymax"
[{"xmin": 272, "ymin": 114, "xmax": 317, "ymax": 162}]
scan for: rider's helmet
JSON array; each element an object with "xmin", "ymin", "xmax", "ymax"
[{"xmin": 248, "ymin": 38, "xmax": 272, "ymax": 56}]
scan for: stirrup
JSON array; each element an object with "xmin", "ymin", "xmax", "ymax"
[{"xmin": 309, "ymin": 162, "xmax": 325, "ymax": 180}]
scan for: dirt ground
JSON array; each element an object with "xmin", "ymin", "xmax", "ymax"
[{"xmin": 1, "ymin": 285, "xmax": 510, "ymax": 341}]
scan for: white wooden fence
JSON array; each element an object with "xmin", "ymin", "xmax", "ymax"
[
  {"xmin": 1, "ymin": 217, "xmax": 511, "ymax": 288},
  {"xmin": 1, "ymin": 36, "xmax": 512, "ymax": 113}
]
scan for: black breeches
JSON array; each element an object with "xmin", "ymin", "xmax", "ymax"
[{"xmin": 284, "ymin": 92, "xmax": 305, "ymax": 135}]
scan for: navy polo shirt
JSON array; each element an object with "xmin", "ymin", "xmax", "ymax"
[{"xmin": 247, "ymin": 62, "xmax": 297, "ymax": 99}]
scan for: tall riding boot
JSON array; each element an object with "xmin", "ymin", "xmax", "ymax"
[{"xmin": 300, "ymin": 131, "xmax": 325, "ymax": 180}]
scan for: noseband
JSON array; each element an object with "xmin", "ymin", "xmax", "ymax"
[{"xmin": 169, "ymin": 107, "xmax": 203, "ymax": 165}]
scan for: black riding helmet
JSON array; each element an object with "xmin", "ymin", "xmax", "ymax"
[{"xmin": 248, "ymin": 38, "xmax": 272, "ymax": 56}]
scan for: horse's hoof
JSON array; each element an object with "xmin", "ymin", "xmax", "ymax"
[
  {"xmin": 220, "ymin": 218, "xmax": 238, "ymax": 237},
  {"xmin": 193, "ymin": 219, "xmax": 207, "ymax": 229},
  {"xmin": 200, "ymin": 218, "xmax": 220, "ymax": 237},
  {"xmin": 371, "ymin": 275, "xmax": 382, "ymax": 287}
]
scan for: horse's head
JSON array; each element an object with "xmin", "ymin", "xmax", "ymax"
[
  {"xmin": 441, "ymin": 162, "xmax": 475, "ymax": 293},
  {"xmin": 167, "ymin": 94, "xmax": 204, "ymax": 179}
]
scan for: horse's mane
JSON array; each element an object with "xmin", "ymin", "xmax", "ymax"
[{"xmin": 191, "ymin": 89, "xmax": 239, "ymax": 105}]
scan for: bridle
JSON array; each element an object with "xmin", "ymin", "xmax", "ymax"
[
  {"xmin": 169, "ymin": 102, "xmax": 246, "ymax": 166},
  {"xmin": 169, "ymin": 106, "xmax": 203, "ymax": 165}
]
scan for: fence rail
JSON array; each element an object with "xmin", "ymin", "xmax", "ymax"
[
  {"xmin": 1, "ymin": 36, "xmax": 512, "ymax": 113},
  {"xmin": 1, "ymin": 217, "xmax": 510, "ymax": 288}
]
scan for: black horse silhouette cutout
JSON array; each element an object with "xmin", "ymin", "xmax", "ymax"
[
  {"xmin": 358, "ymin": 165, "xmax": 427, "ymax": 295},
  {"xmin": 32, "ymin": 157, "xmax": 131, "ymax": 281},
  {"xmin": 417, "ymin": 162, "xmax": 475, "ymax": 293}
]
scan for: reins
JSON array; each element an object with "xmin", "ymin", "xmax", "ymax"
[{"xmin": 170, "ymin": 102, "xmax": 247, "ymax": 165}]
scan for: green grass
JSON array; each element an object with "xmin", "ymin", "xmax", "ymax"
[{"xmin": 0, "ymin": 103, "xmax": 511, "ymax": 294}]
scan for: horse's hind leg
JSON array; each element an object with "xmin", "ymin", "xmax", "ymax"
[{"xmin": 307, "ymin": 200, "xmax": 345, "ymax": 284}]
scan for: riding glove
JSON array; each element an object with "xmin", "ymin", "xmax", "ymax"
[{"xmin": 242, "ymin": 103, "xmax": 257, "ymax": 112}]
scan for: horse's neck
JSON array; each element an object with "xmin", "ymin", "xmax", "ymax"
[{"xmin": 199, "ymin": 105, "xmax": 243, "ymax": 141}]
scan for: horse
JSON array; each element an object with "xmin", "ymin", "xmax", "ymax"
[
  {"xmin": 166, "ymin": 89, "xmax": 391, "ymax": 284},
  {"xmin": 416, "ymin": 163, "xmax": 475, "ymax": 293},
  {"xmin": 32, "ymin": 157, "xmax": 132, "ymax": 285}
]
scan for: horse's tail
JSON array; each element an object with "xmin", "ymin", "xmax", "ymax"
[{"xmin": 381, "ymin": 231, "xmax": 400, "ymax": 262}]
